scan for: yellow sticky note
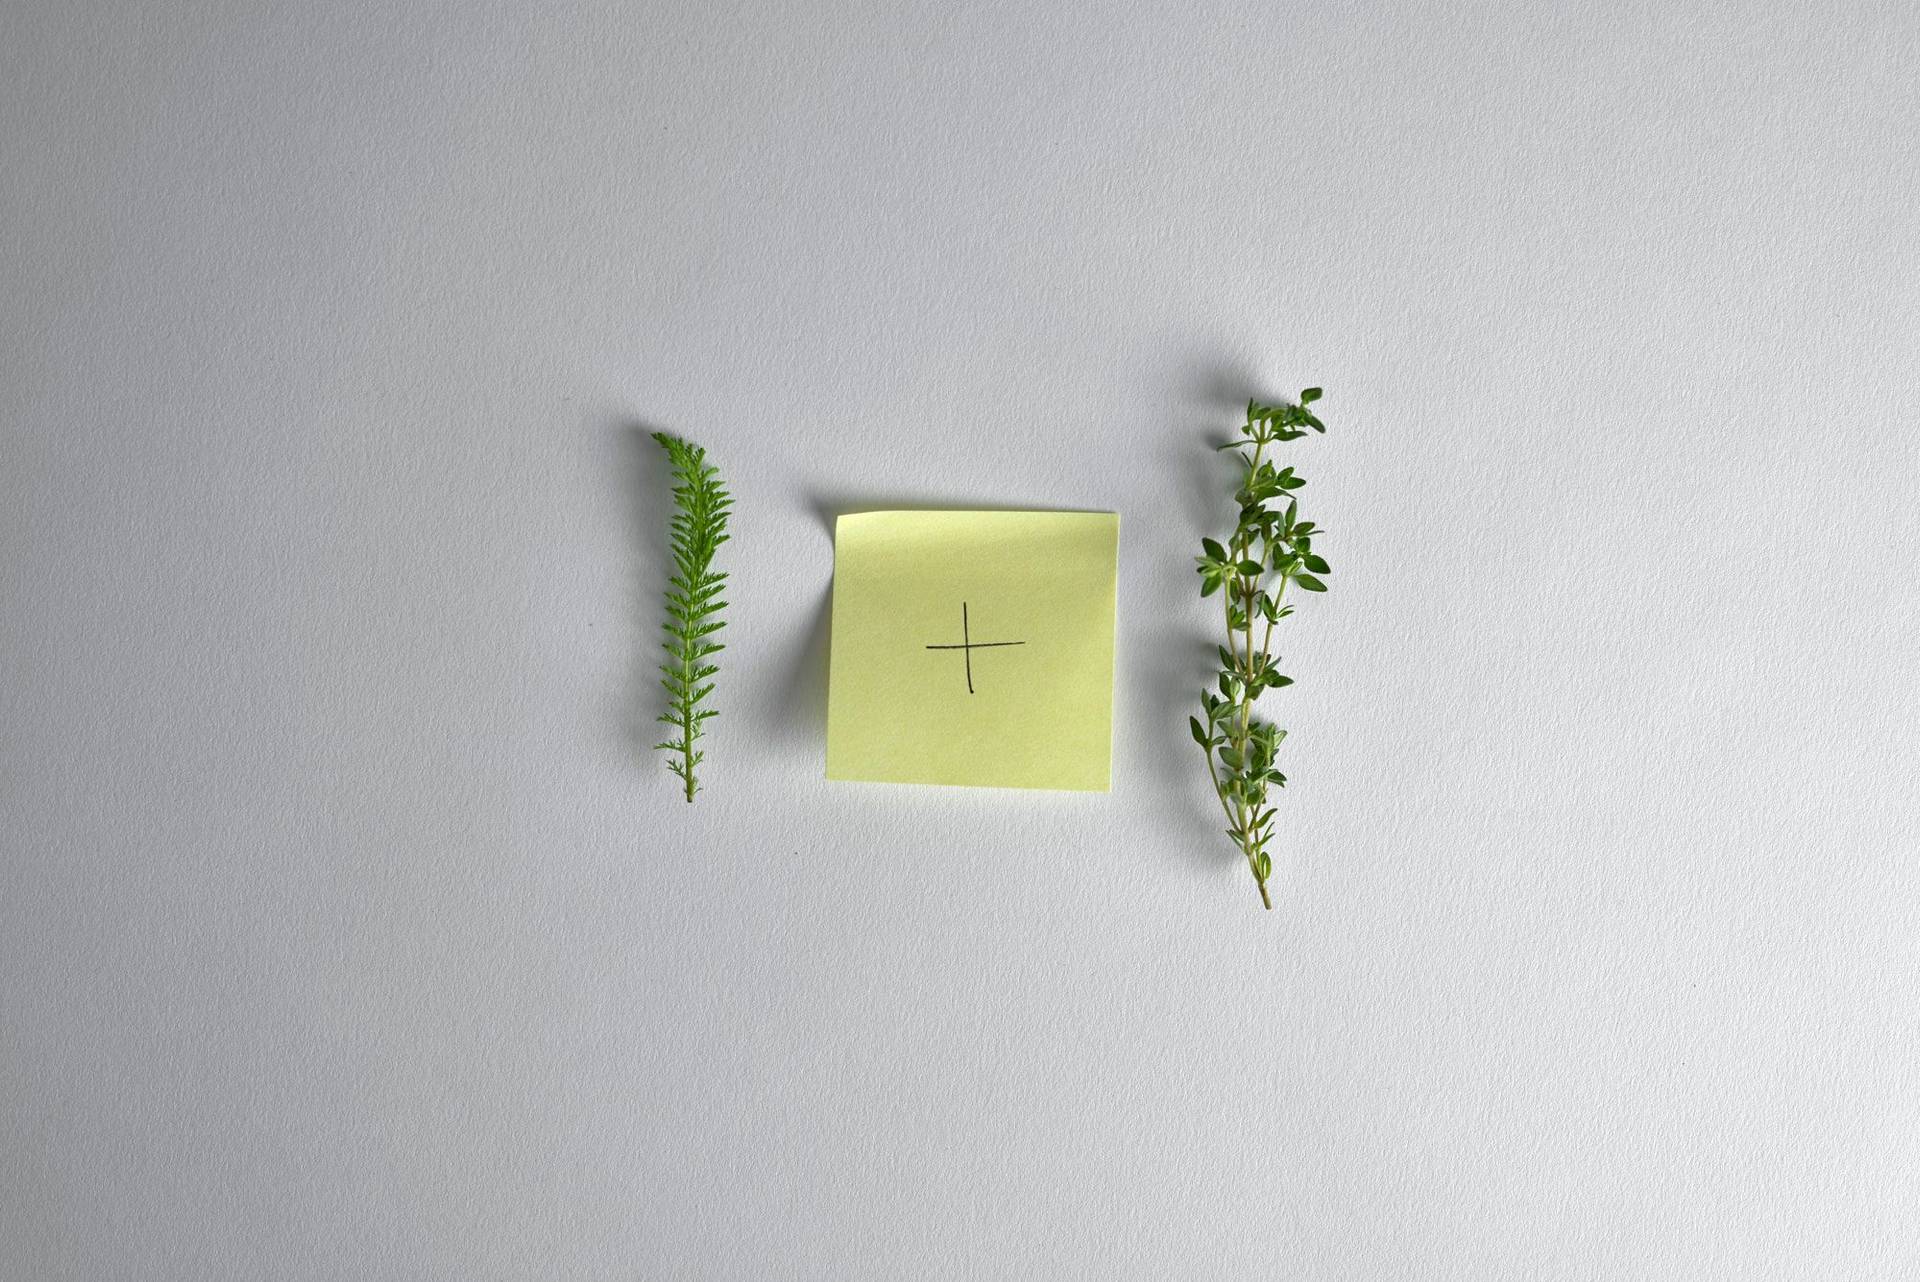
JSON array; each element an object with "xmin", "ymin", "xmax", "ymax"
[{"xmin": 826, "ymin": 510, "xmax": 1119, "ymax": 791}]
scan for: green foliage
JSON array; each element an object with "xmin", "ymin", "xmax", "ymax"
[
  {"xmin": 1193, "ymin": 391, "xmax": 1331, "ymax": 908},
  {"xmin": 652, "ymin": 432, "xmax": 732, "ymax": 801}
]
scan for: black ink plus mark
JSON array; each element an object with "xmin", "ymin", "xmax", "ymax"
[{"xmin": 924, "ymin": 601, "xmax": 1025, "ymax": 694}]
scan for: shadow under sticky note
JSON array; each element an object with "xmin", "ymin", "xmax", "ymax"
[{"xmin": 826, "ymin": 510, "xmax": 1119, "ymax": 791}]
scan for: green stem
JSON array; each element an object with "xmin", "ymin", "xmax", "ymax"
[
  {"xmin": 1203, "ymin": 739, "xmax": 1239, "ymax": 828},
  {"xmin": 676, "ymin": 606, "xmax": 699, "ymax": 802},
  {"xmin": 680, "ymin": 705, "xmax": 696, "ymax": 802},
  {"xmin": 1235, "ymin": 439, "xmax": 1269, "ymax": 905}
]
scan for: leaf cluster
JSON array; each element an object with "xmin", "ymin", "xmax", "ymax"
[
  {"xmin": 1190, "ymin": 389, "xmax": 1330, "ymax": 908},
  {"xmin": 652, "ymin": 432, "xmax": 732, "ymax": 801}
]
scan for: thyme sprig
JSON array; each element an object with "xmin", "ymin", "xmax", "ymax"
[{"xmin": 1190, "ymin": 390, "xmax": 1331, "ymax": 908}]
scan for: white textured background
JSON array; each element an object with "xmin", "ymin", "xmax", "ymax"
[{"xmin": 4, "ymin": 2, "xmax": 1918, "ymax": 1278}]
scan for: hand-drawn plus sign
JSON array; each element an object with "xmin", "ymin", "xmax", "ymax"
[{"xmin": 923, "ymin": 602, "xmax": 1025, "ymax": 694}]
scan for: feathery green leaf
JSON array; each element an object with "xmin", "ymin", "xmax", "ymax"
[{"xmin": 653, "ymin": 431, "xmax": 731, "ymax": 801}]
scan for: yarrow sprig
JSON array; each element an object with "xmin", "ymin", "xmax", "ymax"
[
  {"xmin": 653, "ymin": 432, "xmax": 732, "ymax": 801},
  {"xmin": 1190, "ymin": 390, "xmax": 1331, "ymax": 908}
]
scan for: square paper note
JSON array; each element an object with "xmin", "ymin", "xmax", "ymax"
[{"xmin": 826, "ymin": 510, "xmax": 1119, "ymax": 791}]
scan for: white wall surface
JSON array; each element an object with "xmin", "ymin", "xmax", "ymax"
[{"xmin": 4, "ymin": 2, "xmax": 1917, "ymax": 1278}]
